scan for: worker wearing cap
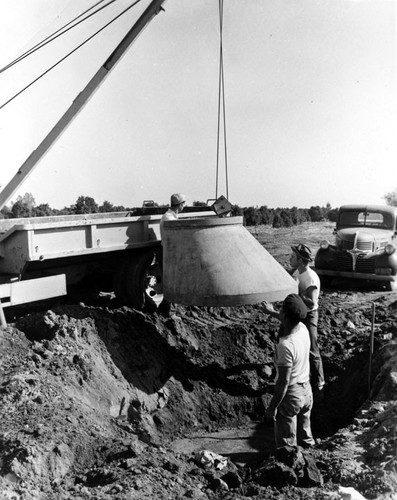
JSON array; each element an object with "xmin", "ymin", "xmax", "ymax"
[
  {"xmin": 158, "ymin": 193, "xmax": 187, "ymax": 317},
  {"xmin": 263, "ymin": 243, "xmax": 325, "ymax": 400},
  {"xmin": 289, "ymin": 244, "xmax": 325, "ymax": 398},
  {"xmin": 265, "ymin": 293, "xmax": 315, "ymax": 449},
  {"xmin": 160, "ymin": 193, "xmax": 187, "ymax": 239}
]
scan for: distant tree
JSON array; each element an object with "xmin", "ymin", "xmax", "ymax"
[
  {"xmin": 0, "ymin": 206, "xmax": 11, "ymax": 219},
  {"xmin": 99, "ymin": 200, "xmax": 114, "ymax": 213},
  {"xmin": 290, "ymin": 207, "xmax": 309, "ymax": 225},
  {"xmin": 113, "ymin": 205, "xmax": 128, "ymax": 212},
  {"xmin": 322, "ymin": 202, "xmax": 337, "ymax": 221},
  {"xmin": 384, "ymin": 188, "xmax": 397, "ymax": 207},
  {"xmin": 73, "ymin": 196, "xmax": 98, "ymax": 214},
  {"xmin": 299, "ymin": 208, "xmax": 311, "ymax": 223},
  {"xmin": 327, "ymin": 208, "xmax": 339, "ymax": 222},
  {"xmin": 54, "ymin": 206, "xmax": 74, "ymax": 215},
  {"xmin": 10, "ymin": 192, "xmax": 36, "ymax": 218},
  {"xmin": 279, "ymin": 209, "xmax": 293, "ymax": 227},
  {"xmin": 33, "ymin": 203, "xmax": 53, "ymax": 217},
  {"xmin": 21, "ymin": 193, "xmax": 36, "ymax": 212},
  {"xmin": 231, "ymin": 204, "xmax": 244, "ymax": 217},
  {"xmin": 308, "ymin": 205, "xmax": 324, "ymax": 222},
  {"xmin": 259, "ymin": 206, "xmax": 273, "ymax": 226},
  {"xmin": 193, "ymin": 200, "xmax": 207, "ymax": 206},
  {"xmin": 11, "ymin": 200, "xmax": 29, "ymax": 218},
  {"xmin": 272, "ymin": 212, "xmax": 282, "ymax": 228},
  {"xmin": 244, "ymin": 206, "xmax": 261, "ymax": 226}
]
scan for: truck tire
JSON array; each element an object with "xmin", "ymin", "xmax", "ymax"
[
  {"xmin": 115, "ymin": 250, "xmax": 164, "ymax": 311},
  {"xmin": 113, "ymin": 259, "xmax": 129, "ymax": 302}
]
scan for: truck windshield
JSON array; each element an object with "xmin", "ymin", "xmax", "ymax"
[{"xmin": 338, "ymin": 210, "xmax": 394, "ymax": 229}]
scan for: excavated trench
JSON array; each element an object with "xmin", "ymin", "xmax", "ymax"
[{"xmin": 1, "ymin": 289, "xmax": 396, "ymax": 499}]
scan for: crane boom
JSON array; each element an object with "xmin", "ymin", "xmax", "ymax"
[{"xmin": 0, "ymin": 0, "xmax": 167, "ymax": 210}]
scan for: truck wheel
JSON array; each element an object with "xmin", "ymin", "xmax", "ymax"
[
  {"xmin": 113, "ymin": 259, "xmax": 129, "ymax": 302},
  {"xmin": 119, "ymin": 250, "xmax": 164, "ymax": 311}
]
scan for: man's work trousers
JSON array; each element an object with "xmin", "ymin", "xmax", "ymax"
[
  {"xmin": 275, "ymin": 381, "xmax": 315, "ymax": 448},
  {"xmin": 303, "ymin": 310, "xmax": 325, "ymax": 390}
]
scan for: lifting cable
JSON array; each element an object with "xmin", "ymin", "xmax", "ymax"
[
  {"xmin": 0, "ymin": 0, "xmax": 143, "ymax": 110},
  {"xmin": 215, "ymin": 0, "xmax": 229, "ymax": 200},
  {"xmin": 0, "ymin": 0, "xmax": 112, "ymax": 75}
]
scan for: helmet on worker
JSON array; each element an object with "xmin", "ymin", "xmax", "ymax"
[{"xmin": 170, "ymin": 193, "xmax": 187, "ymax": 207}]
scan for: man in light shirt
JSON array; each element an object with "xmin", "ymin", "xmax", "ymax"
[
  {"xmin": 263, "ymin": 244, "xmax": 325, "ymax": 401},
  {"xmin": 289, "ymin": 244, "xmax": 325, "ymax": 398},
  {"xmin": 158, "ymin": 193, "xmax": 186, "ymax": 316},
  {"xmin": 160, "ymin": 193, "xmax": 187, "ymax": 239},
  {"xmin": 265, "ymin": 293, "xmax": 315, "ymax": 449}
]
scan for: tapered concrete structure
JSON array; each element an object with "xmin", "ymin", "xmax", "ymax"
[{"xmin": 162, "ymin": 216, "xmax": 298, "ymax": 306}]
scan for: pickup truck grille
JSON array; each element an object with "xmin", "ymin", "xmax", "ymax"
[
  {"xmin": 336, "ymin": 254, "xmax": 375, "ymax": 273},
  {"xmin": 341, "ymin": 240, "xmax": 373, "ymax": 252}
]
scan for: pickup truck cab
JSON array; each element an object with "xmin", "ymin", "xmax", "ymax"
[{"xmin": 314, "ymin": 204, "xmax": 397, "ymax": 291}]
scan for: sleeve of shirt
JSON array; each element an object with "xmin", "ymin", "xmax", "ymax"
[{"xmin": 276, "ymin": 341, "xmax": 293, "ymax": 367}]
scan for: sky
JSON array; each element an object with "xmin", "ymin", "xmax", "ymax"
[{"xmin": 0, "ymin": 0, "xmax": 395, "ymax": 210}]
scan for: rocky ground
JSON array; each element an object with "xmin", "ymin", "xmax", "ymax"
[{"xmin": 0, "ymin": 222, "xmax": 396, "ymax": 500}]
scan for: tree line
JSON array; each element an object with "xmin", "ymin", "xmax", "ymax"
[
  {"xmin": 0, "ymin": 193, "xmax": 341, "ymax": 228},
  {"xmin": 2, "ymin": 187, "xmax": 395, "ymax": 228},
  {"xmin": 230, "ymin": 203, "xmax": 338, "ymax": 227},
  {"xmin": 0, "ymin": 194, "xmax": 130, "ymax": 219}
]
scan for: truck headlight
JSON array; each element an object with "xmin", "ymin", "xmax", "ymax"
[
  {"xmin": 320, "ymin": 240, "xmax": 330, "ymax": 250},
  {"xmin": 385, "ymin": 244, "xmax": 396, "ymax": 255}
]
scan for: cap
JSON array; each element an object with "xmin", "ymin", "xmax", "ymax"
[
  {"xmin": 291, "ymin": 243, "xmax": 313, "ymax": 262},
  {"xmin": 282, "ymin": 293, "xmax": 307, "ymax": 321},
  {"xmin": 170, "ymin": 193, "xmax": 187, "ymax": 206}
]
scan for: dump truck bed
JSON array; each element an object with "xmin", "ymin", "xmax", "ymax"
[{"xmin": 0, "ymin": 210, "xmax": 213, "ymax": 275}]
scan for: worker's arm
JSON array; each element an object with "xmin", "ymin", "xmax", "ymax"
[
  {"xmin": 262, "ymin": 301, "xmax": 281, "ymax": 320},
  {"xmin": 300, "ymin": 285, "xmax": 318, "ymax": 310},
  {"xmin": 265, "ymin": 365, "xmax": 291, "ymax": 420}
]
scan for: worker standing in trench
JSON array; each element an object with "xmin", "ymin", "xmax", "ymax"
[
  {"xmin": 263, "ymin": 244, "xmax": 325, "ymax": 403},
  {"xmin": 265, "ymin": 293, "xmax": 316, "ymax": 448}
]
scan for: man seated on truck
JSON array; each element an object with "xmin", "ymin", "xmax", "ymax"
[
  {"xmin": 160, "ymin": 193, "xmax": 187, "ymax": 239},
  {"xmin": 158, "ymin": 193, "xmax": 186, "ymax": 318}
]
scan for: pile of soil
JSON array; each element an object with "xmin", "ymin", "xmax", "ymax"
[{"xmin": 0, "ymin": 223, "xmax": 396, "ymax": 499}]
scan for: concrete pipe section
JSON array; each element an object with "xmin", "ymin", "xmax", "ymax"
[{"xmin": 162, "ymin": 216, "xmax": 298, "ymax": 306}]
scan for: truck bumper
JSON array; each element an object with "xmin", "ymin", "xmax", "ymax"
[
  {"xmin": 0, "ymin": 274, "xmax": 67, "ymax": 308},
  {"xmin": 315, "ymin": 268, "xmax": 397, "ymax": 283}
]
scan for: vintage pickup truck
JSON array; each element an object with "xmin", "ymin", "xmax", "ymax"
[{"xmin": 314, "ymin": 204, "xmax": 397, "ymax": 291}]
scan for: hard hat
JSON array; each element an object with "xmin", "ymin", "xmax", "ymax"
[{"xmin": 170, "ymin": 193, "xmax": 187, "ymax": 206}]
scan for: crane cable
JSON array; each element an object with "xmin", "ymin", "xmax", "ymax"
[
  {"xmin": 215, "ymin": 0, "xmax": 229, "ymax": 200},
  {"xmin": 0, "ymin": 0, "xmax": 111, "ymax": 75},
  {"xmin": 0, "ymin": 0, "xmax": 143, "ymax": 110}
]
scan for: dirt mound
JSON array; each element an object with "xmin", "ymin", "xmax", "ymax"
[{"xmin": 1, "ymin": 286, "xmax": 396, "ymax": 499}]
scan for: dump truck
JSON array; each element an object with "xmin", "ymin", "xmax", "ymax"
[
  {"xmin": 0, "ymin": 206, "xmax": 213, "ymax": 313},
  {"xmin": 0, "ymin": 0, "xmax": 214, "ymax": 315}
]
